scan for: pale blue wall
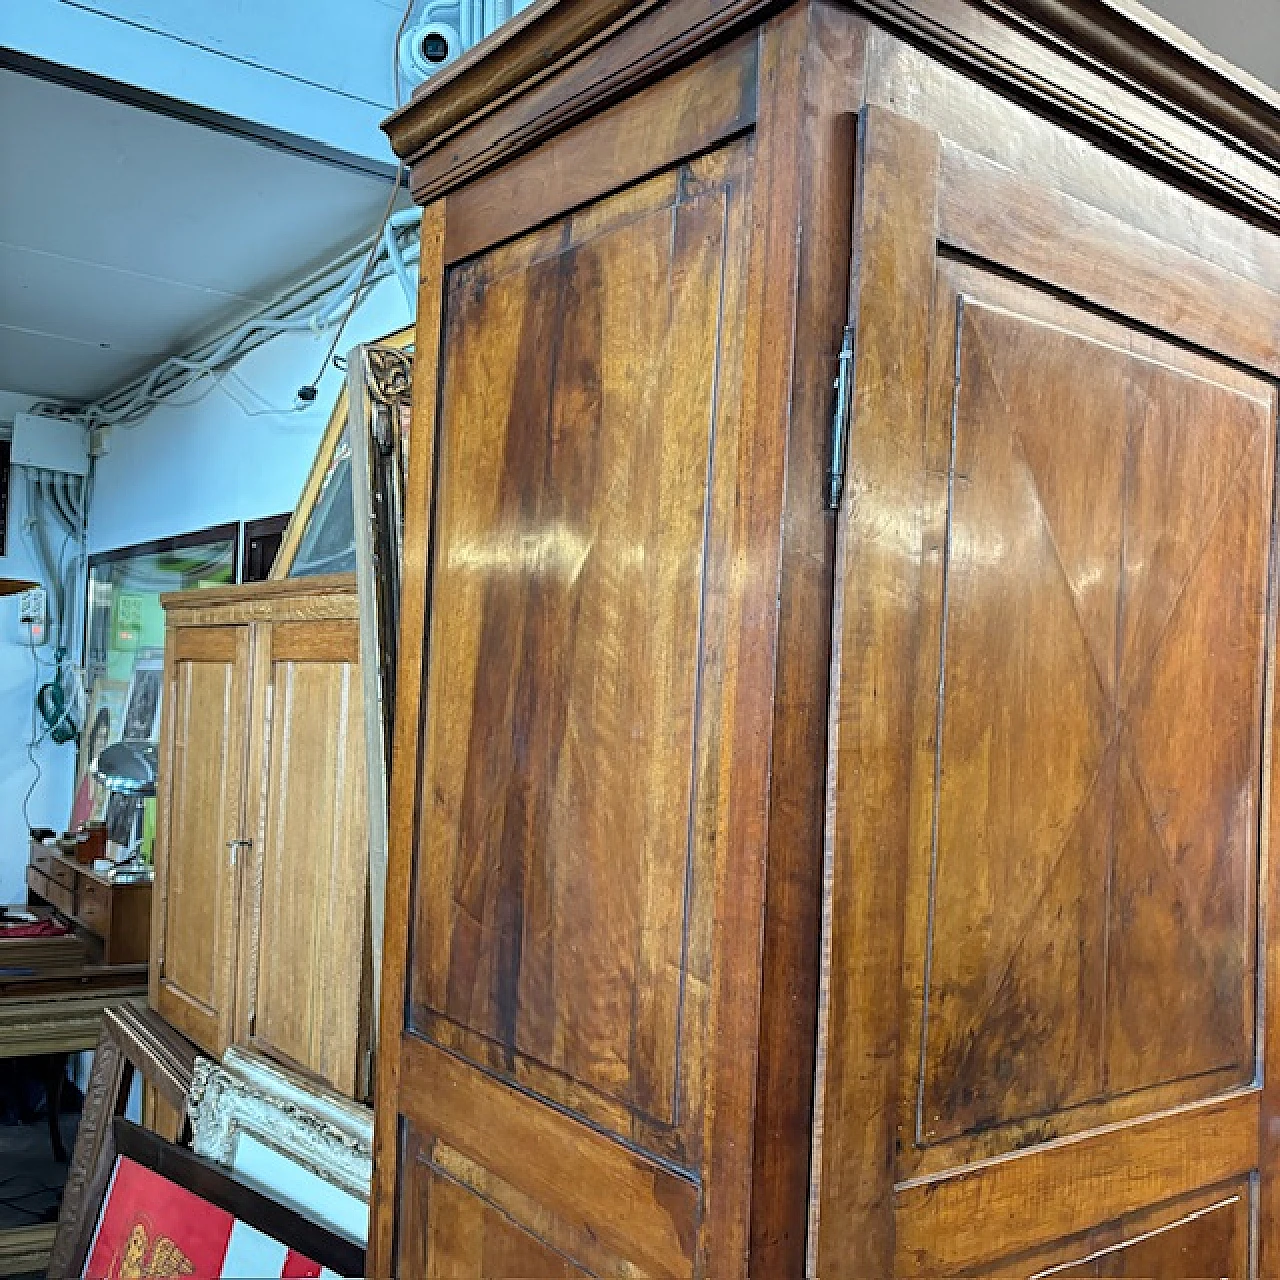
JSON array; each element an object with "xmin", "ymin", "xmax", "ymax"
[{"xmin": 0, "ymin": 392, "xmax": 79, "ymax": 904}]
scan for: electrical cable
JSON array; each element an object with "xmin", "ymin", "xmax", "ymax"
[
  {"xmin": 22, "ymin": 625, "xmax": 46, "ymax": 834},
  {"xmin": 295, "ymin": 0, "xmax": 418, "ymax": 404},
  {"xmin": 43, "ymin": 213, "xmax": 420, "ymax": 431}
]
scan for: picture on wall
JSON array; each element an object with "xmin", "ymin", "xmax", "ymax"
[
  {"xmin": 121, "ymin": 656, "xmax": 163, "ymax": 742},
  {"xmin": 70, "ymin": 679, "xmax": 128, "ymax": 829}
]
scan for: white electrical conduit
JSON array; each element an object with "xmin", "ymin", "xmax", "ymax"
[
  {"xmin": 51, "ymin": 209, "xmax": 420, "ymax": 431},
  {"xmin": 24, "ymin": 469, "xmax": 82, "ymax": 651}
]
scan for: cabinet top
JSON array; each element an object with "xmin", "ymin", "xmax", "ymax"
[
  {"xmin": 160, "ymin": 572, "xmax": 357, "ymax": 613},
  {"xmin": 383, "ymin": 0, "xmax": 1280, "ymax": 222}
]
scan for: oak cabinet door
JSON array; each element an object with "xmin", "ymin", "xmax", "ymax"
[
  {"xmin": 154, "ymin": 624, "xmax": 252, "ymax": 1056},
  {"xmin": 813, "ymin": 106, "xmax": 1280, "ymax": 1277},
  {"xmin": 378, "ymin": 134, "xmax": 764, "ymax": 1278},
  {"xmin": 241, "ymin": 619, "xmax": 370, "ymax": 1098}
]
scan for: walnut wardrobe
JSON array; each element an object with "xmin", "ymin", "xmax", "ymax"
[{"xmin": 370, "ymin": 0, "xmax": 1280, "ymax": 1275}]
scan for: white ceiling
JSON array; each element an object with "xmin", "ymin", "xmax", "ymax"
[{"xmin": 0, "ymin": 68, "xmax": 398, "ymax": 403}]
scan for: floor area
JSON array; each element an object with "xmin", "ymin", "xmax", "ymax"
[{"xmin": 0, "ymin": 1112, "xmax": 80, "ymax": 1231}]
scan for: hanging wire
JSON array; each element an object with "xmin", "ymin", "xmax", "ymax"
[{"xmin": 296, "ymin": 0, "xmax": 418, "ymax": 403}]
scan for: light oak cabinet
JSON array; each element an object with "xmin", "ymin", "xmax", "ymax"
[
  {"xmin": 152, "ymin": 576, "xmax": 373, "ymax": 1101},
  {"xmin": 372, "ymin": 1, "xmax": 1280, "ymax": 1276}
]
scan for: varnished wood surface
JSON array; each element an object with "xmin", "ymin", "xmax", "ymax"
[
  {"xmin": 376, "ymin": 2, "xmax": 1280, "ymax": 1275},
  {"xmin": 902, "ymin": 263, "xmax": 1271, "ymax": 1176},
  {"xmin": 384, "ymin": 0, "xmax": 779, "ymax": 192},
  {"xmin": 813, "ymin": 93, "xmax": 1280, "ymax": 1277},
  {"xmin": 810, "ymin": 104, "xmax": 941, "ymax": 1278},
  {"xmin": 747, "ymin": 4, "xmax": 864, "ymax": 1272},
  {"xmin": 370, "ymin": 202, "xmax": 447, "ymax": 1278},
  {"xmin": 996, "ymin": 1179, "xmax": 1252, "ymax": 1279},
  {"xmin": 441, "ymin": 30, "xmax": 757, "ymax": 264},
  {"xmin": 396, "ymin": 1036, "xmax": 699, "ymax": 1278},
  {"xmin": 155, "ymin": 581, "xmax": 374, "ymax": 1101},
  {"xmin": 860, "ymin": 30, "xmax": 1280, "ymax": 290},
  {"xmin": 408, "ymin": 143, "xmax": 750, "ymax": 1173},
  {"xmin": 153, "ymin": 623, "xmax": 250, "ymax": 1055},
  {"xmin": 382, "ymin": 0, "xmax": 1280, "ymax": 229},
  {"xmin": 847, "ymin": 0, "xmax": 1280, "ymax": 223},
  {"xmin": 935, "ymin": 144, "xmax": 1280, "ymax": 379},
  {"xmin": 376, "ymin": 23, "xmax": 821, "ymax": 1265},
  {"xmin": 896, "ymin": 1090, "xmax": 1260, "ymax": 1273}
]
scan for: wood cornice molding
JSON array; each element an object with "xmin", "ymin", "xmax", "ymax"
[
  {"xmin": 849, "ymin": 0, "xmax": 1280, "ymax": 221},
  {"xmin": 383, "ymin": 0, "xmax": 653, "ymax": 159},
  {"xmin": 1007, "ymin": 0, "xmax": 1280, "ymax": 159},
  {"xmin": 382, "ymin": 0, "xmax": 1280, "ymax": 224},
  {"xmin": 383, "ymin": 0, "xmax": 782, "ymax": 187}
]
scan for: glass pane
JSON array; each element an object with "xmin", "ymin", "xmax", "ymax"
[
  {"xmin": 77, "ymin": 532, "xmax": 236, "ymax": 850},
  {"xmin": 289, "ymin": 427, "xmax": 356, "ymax": 577}
]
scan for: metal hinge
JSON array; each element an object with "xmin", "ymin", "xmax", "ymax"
[{"xmin": 827, "ymin": 324, "xmax": 855, "ymax": 511}]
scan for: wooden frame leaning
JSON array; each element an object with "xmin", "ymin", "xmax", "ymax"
[
  {"xmin": 188, "ymin": 1045, "xmax": 374, "ymax": 1246},
  {"xmin": 347, "ymin": 340, "xmax": 414, "ymax": 1022},
  {"xmin": 48, "ymin": 1005, "xmax": 200, "ymax": 1278},
  {"xmin": 271, "ymin": 325, "xmax": 413, "ymax": 580},
  {"xmin": 59, "ymin": 1117, "xmax": 364, "ymax": 1278}
]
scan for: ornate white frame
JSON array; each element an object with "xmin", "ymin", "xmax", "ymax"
[{"xmin": 187, "ymin": 1047, "xmax": 374, "ymax": 1241}]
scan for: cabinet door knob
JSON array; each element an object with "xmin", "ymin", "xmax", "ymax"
[{"xmin": 226, "ymin": 838, "xmax": 252, "ymax": 868}]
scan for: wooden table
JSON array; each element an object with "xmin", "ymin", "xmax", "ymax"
[{"xmin": 0, "ymin": 918, "xmax": 147, "ymax": 1276}]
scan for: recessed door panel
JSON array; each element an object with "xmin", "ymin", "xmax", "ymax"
[
  {"xmin": 156, "ymin": 624, "xmax": 251, "ymax": 1055},
  {"xmin": 405, "ymin": 143, "xmax": 752, "ymax": 1168},
  {"xmin": 913, "ymin": 277, "xmax": 1270, "ymax": 1155},
  {"xmin": 813, "ymin": 106, "xmax": 1280, "ymax": 1278}
]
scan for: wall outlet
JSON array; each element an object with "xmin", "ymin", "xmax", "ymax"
[{"xmin": 19, "ymin": 586, "xmax": 46, "ymax": 625}]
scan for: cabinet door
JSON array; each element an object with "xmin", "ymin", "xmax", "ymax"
[
  {"xmin": 241, "ymin": 619, "xmax": 369, "ymax": 1097},
  {"xmin": 371, "ymin": 106, "xmax": 793, "ymax": 1270},
  {"xmin": 813, "ymin": 106, "xmax": 1280, "ymax": 1277},
  {"xmin": 153, "ymin": 625, "xmax": 251, "ymax": 1056}
]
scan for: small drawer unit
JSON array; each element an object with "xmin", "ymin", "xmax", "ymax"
[{"xmin": 27, "ymin": 846, "xmax": 151, "ymax": 966}]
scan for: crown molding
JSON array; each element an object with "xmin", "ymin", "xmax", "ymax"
[{"xmin": 382, "ymin": 0, "xmax": 1280, "ymax": 224}]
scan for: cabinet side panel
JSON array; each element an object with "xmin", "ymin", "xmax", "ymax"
[{"xmin": 385, "ymin": 122, "xmax": 771, "ymax": 1273}]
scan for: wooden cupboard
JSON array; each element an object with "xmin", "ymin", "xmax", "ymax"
[
  {"xmin": 151, "ymin": 575, "xmax": 373, "ymax": 1101},
  {"xmin": 373, "ymin": 0, "xmax": 1280, "ymax": 1275}
]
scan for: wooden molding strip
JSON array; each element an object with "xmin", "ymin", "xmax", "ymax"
[
  {"xmin": 161, "ymin": 573, "xmax": 357, "ymax": 611},
  {"xmin": 894, "ymin": 1087, "xmax": 1261, "ymax": 1273},
  {"xmin": 385, "ymin": 0, "xmax": 782, "ymax": 176},
  {"xmin": 849, "ymin": 0, "xmax": 1280, "ymax": 222},
  {"xmin": 991, "ymin": 0, "xmax": 1280, "ymax": 160},
  {"xmin": 397, "ymin": 1035, "xmax": 700, "ymax": 1278}
]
